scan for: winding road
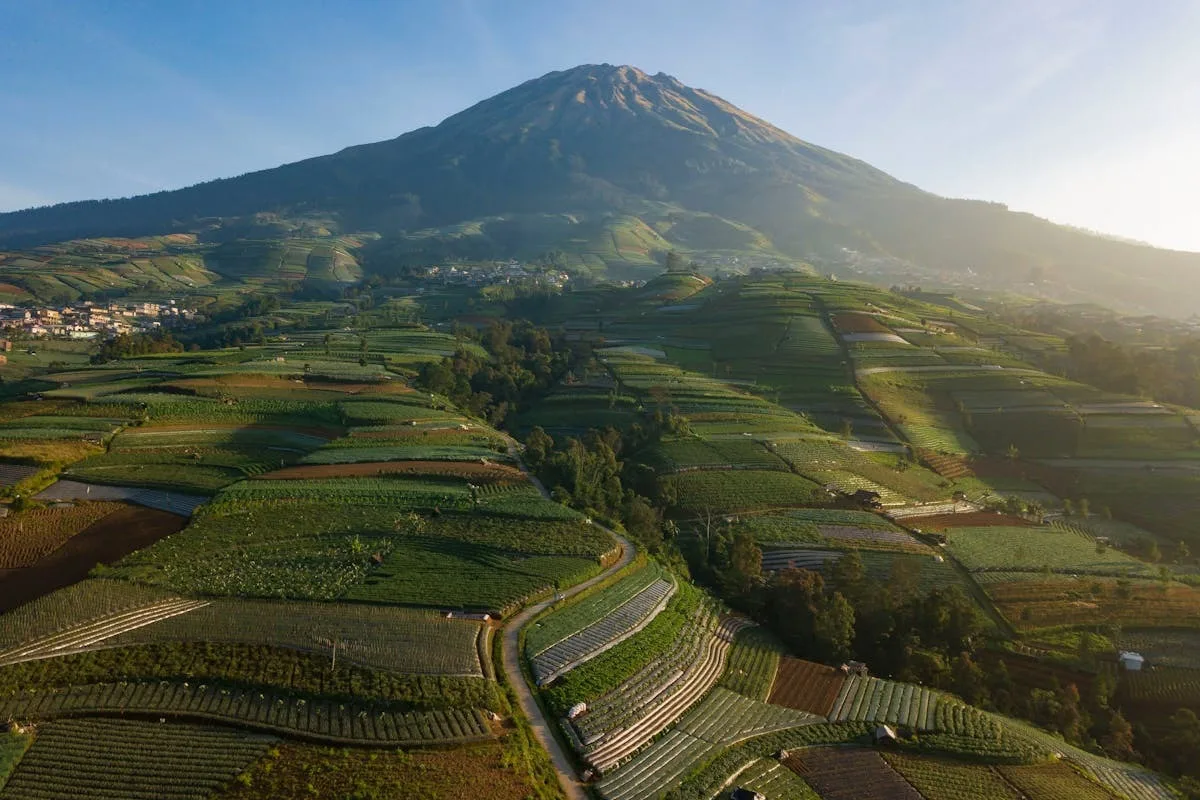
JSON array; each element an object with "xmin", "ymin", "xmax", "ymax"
[{"xmin": 502, "ymin": 526, "xmax": 635, "ymax": 799}]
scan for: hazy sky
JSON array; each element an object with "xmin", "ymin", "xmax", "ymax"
[{"xmin": 2, "ymin": 0, "xmax": 1199, "ymax": 251}]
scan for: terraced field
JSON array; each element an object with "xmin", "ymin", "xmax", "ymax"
[
  {"xmin": 790, "ymin": 747, "xmax": 922, "ymax": 800},
  {"xmin": 532, "ymin": 576, "xmax": 674, "ymax": 684},
  {"xmin": 827, "ymin": 675, "xmax": 941, "ymax": 730},
  {"xmin": 0, "ymin": 682, "xmax": 491, "ymax": 745},
  {"xmin": 768, "ymin": 657, "xmax": 847, "ymax": 717},
  {"xmin": 0, "ymin": 718, "xmax": 274, "ymax": 800}
]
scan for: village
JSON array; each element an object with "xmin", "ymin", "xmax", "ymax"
[{"xmin": 0, "ymin": 299, "xmax": 196, "ymax": 341}]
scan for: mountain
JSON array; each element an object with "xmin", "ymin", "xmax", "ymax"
[{"xmin": 3, "ymin": 63, "xmax": 1199, "ymax": 315}]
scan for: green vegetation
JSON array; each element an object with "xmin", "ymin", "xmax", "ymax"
[
  {"xmin": 0, "ymin": 718, "xmax": 271, "ymax": 800},
  {"xmin": 718, "ymin": 625, "xmax": 785, "ymax": 700}
]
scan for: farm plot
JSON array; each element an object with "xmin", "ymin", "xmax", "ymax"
[
  {"xmin": 980, "ymin": 575, "xmax": 1200, "ymax": 632},
  {"xmin": 532, "ymin": 577, "xmax": 674, "ymax": 684},
  {"xmin": 828, "ymin": 675, "xmax": 941, "ymax": 730},
  {"xmin": 1119, "ymin": 628, "xmax": 1200, "ymax": 668},
  {"xmin": 109, "ymin": 497, "xmax": 607, "ymax": 607},
  {"xmin": 768, "ymin": 657, "xmax": 847, "ymax": 717},
  {"xmin": 944, "ymin": 526, "xmax": 1156, "ymax": 576},
  {"xmin": 0, "ymin": 502, "xmax": 124, "ymax": 567},
  {"xmin": 105, "ymin": 599, "xmax": 487, "ymax": 676},
  {"xmin": 1119, "ymin": 666, "xmax": 1200, "ymax": 712},
  {"xmin": 261, "ymin": 460, "xmax": 525, "ymax": 484},
  {"xmin": 725, "ymin": 758, "xmax": 819, "ymax": 799},
  {"xmin": 0, "ymin": 682, "xmax": 491, "ymax": 746},
  {"xmin": 769, "ymin": 438, "xmax": 947, "ymax": 503},
  {"xmin": 663, "ymin": 470, "xmax": 825, "ymax": 514},
  {"xmin": 719, "ymin": 626, "xmax": 786, "ymax": 700},
  {"xmin": 0, "ymin": 718, "xmax": 274, "ymax": 800},
  {"xmin": 997, "ymin": 762, "xmax": 1120, "ymax": 800},
  {"xmin": 0, "ymin": 597, "xmax": 209, "ymax": 666},
  {"xmin": 0, "ymin": 579, "xmax": 172, "ymax": 652},
  {"xmin": 881, "ymin": 752, "xmax": 1023, "ymax": 800},
  {"xmin": 35, "ymin": 479, "xmax": 207, "ymax": 515},
  {"xmin": 0, "ymin": 463, "xmax": 39, "ymax": 487},
  {"xmin": 792, "ymin": 747, "xmax": 923, "ymax": 800},
  {"xmin": 300, "ymin": 444, "xmax": 508, "ymax": 464},
  {"xmin": 526, "ymin": 562, "xmax": 665, "ymax": 656},
  {"xmin": 580, "ymin": 620, "xmax": 772, "ymax": 773},
  {"xmin": 595, "ymin": 688, "xmax": 820, "ymax": 800},
  {"xmin": 816, "ymin": 525, "xmax": 927, "ymax": 552},
  {"xmin": 568, "ymin": 602, "xmax": 718, "ymax": 748},
  {"xmin": 112, "ymin": 425, "xmax": 330, "ymax": 452}
]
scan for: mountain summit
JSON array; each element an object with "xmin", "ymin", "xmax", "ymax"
[{"xmin": 2, "ymin": 63, "xmax": 1199, "ymax": 315}]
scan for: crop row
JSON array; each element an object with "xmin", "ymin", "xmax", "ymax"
[
  {"xmin": 596, "ymin": 687, "xmax": 819, "ymax": 800},
  {"xmin": 0, "ymin": 717, "xmax": 274, "ymax": 800},
  {"xmin": 527, "ymin": 562, "xmax": 665, "ymax": 657},
  {"xmin": 827, "ymin": 675, "xmax": 941, "ymax": 730},
  {"xmin": 0, "ymin": 579, "xmax": 174, "ymax": 652},
  {"xmin": 0, "ymin": 681, "xmax": 491, "ymax": 745},
  {"xmin": 718, "ymin": 626, "xmax": 784, "ymax": 701},
  {"xmin": 795, "ymin": 747, "xmax": 922, "ymax": 800},
  {"xmin": 583, "ymin": 619, "xmax": 758, "ymax": 773},
  {"xmin": 105, "ymin": 598, "xmax": 487, "ymax": 676},
  {"xmin": 571, "ymin": 603, "xmax": 718, "ymax": 746},
  {"xmin": 0, "ymin": 502, "xmax": 123, "ymax": 568},
  {"xmin": 533, "ymin": 578, "xmax": 674, "ymax": 684}
]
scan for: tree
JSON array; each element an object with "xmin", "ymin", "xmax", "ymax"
[
  {"xmin": 814, "ymin": 591, "xmax": 856, "ymax": 663},
  {"xmin": 726, "ymin": 530, "xmax": 763, "ymax": 595},
  {"xmin": 830, "ymin": 550, "xmax": 865, "ymax": 600},
  {"xmin": 1063, "ymin": 498, "xmax": 1075, "ymax": 517},
  {"xmin": 951, "ymin": 652, "xmax": 990, "ymax": 706},
  {"xmin": 1078, "ymin": 497, "xmax": 1091, "ymax": 517},
  {"xmin": 664, "ymin": 250, "xmax": 686, "ymax": 273},
  {"xmin": 1178, "ymin": 540, "xmax": 1192, "ymax": 564}
]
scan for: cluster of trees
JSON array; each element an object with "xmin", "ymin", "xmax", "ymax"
[
  {"xmin": 90, "ymin": 330, "xmax": 183, "ymax": 363},
  {"xmin": 417, "ymin": 321, "xmax": 588, "ymax": 426},
  {"xmin": 523, "ymin": 415, "xmax": 689, "ymax": 554},
  {"xmin": 688, "ymin": 538, "xmax": 1157, "ymax": 766}
]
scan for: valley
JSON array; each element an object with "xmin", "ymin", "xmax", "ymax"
[{"xmin": 0, "ymin": 264, "xmax": 1197, "ymax": 800}]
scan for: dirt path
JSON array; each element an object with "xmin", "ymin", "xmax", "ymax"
[
  {"xmin": 502, "ymin": 527, "xmax": 634, "ymax": 800},
  {"xmin": 501, "ymin": 441, "xmax": 636, "ymax": 799}
]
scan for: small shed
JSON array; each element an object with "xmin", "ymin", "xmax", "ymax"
[
  {"xmin": 730, "ymin": 789, "xmax": 766, "ymax": 800},
  {"xmin": 874, "ymin": 724, "xmax": 898, "ymax": 745},
  {"xmin": 840, "ymin": 661, "xmax": 869, "ymax": 677},
  {"xmin": 1119, "ymin": 651, "xmax": 1145, "ymax": 671}
]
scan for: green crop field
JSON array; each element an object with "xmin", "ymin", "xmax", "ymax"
[
  {"xmin": 944, "ymin": 525, "xmax": 1156, "ymax": 576},
  {"xmin": 663, "ymin": 470, "xmax": 824, "ymax": 513},
  {"xmin": 0, "ymin": 718, "xmax": 273, "ymax": 800}
]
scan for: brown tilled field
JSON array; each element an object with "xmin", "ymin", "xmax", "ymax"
[
  {"xmin": 767, "ymin": 657, "xmax": 846, "ymax": 717},
  {"xmin": 258, "ymin": 460, "xmax": 527, "ymax": 484},
  {"xmin": 906, "ymin": 512, "xmax": 1033, "ymax": 530},
  {"xmin": 831, "ymin": 312, "xmax": 892, "ymax": 334},
  {"xmin": 0, "ymin": 505, "xmax": 186, "ymax": 613},
  {"xmin": 790, "ymin": 748, "xmax": 922, "ymax": 800},
  {"xmin": 0, "ymin": 501, "xmax": 125, "ymax": 568}
]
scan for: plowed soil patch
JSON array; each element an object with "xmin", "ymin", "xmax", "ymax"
[
  {"xmin": 795, "ymin": 748, "xmax": 922, "ymax": 800},
  {"xmin": 767, "ymin": 657, "xmax": 846, "ymax": 717},
  {"xmin": 905, "ymin": 512, "xmax": 1033, "ymax": 530},
  {"xmin": 832, "ymin": 312, "xmax": 892, "ymax": 334},
  {"xmin": 258, "ymin": 461, "xmax": 528, "ymax": 483},
  {"xmin": 0, "ymin": 505, "xmax": 186, "ymax": 613}
]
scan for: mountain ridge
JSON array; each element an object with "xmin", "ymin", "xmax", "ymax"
[{"xmin": 2, "ymin": 63, "xmax": 1199, "ymax": 316}]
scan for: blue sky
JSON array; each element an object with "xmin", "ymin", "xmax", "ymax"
[{"xmin": 2, "ymin": 0, "xmax": 1199, "ymax": 250}]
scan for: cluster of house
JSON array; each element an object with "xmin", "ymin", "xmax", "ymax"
[
  {"xmin": 0, "ymin": 301, "xmax": 196, "ymax": 339},
  {"xmin": 410, "ymin": 260, "xmax": 572, "ymax": 289}
]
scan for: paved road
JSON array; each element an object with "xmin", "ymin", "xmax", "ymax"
[{"xmin": 501, "ymin": 520, "xmax": 635, "ymax": 799}]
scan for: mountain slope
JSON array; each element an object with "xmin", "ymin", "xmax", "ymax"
[{"xmin": 3, "ymin": 64, "xmax": 1199, "ymax": 315}]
